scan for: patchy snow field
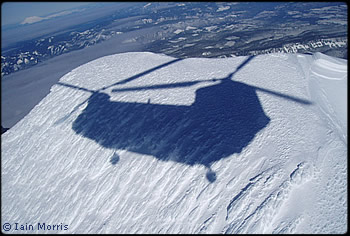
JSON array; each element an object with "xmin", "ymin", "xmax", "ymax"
[{"xmin": 2, "ymin": 52, "xmax": 347, "ymax": 233}]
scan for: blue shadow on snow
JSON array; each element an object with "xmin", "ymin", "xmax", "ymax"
[
  {"xmin": 72, "ymin": 74, "xmax": 270, "ymax": 182},
  {"xmin": 60, "ymin": 55, "xmax": 311, "ymax": 182}
]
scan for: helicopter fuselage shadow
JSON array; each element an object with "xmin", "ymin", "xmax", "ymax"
[{"xmin": 72, "ymin": 78, "xmax": 271, "ymax": 173}]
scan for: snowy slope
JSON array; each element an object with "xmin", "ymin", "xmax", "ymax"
[{"xmin": 1, "ymin": 52, "xmax": 347, "ymax": 233}]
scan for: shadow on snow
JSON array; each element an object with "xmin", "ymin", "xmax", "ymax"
[{"xmin": 57, "ymin": 56, "xmax": 311, "ymax": 182}]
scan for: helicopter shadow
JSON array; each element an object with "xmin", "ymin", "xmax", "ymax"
[
  {"xmin": 72, "ymin": 79, "xmax": 270, "ymax": 182},
  {"xmin": 66, "ymin": 55, "xmax": 311, "ymax": 182}
]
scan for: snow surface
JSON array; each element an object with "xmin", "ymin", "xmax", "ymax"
[{"xmin": 1, "ymin": 52, "xmax": 347, "ymax": 233}]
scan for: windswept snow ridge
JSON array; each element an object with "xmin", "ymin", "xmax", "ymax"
[
  {"xmin": 2, "ymin": 52, "xmax": 347, "ymax": 234},
  {"xmin": 303, "ymin": 53, "xmax": 347, "ymax": 145}
]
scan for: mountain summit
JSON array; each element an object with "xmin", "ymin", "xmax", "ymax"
[{"xmin": 2, "ymin": 52, "xmax": 347, "ymax": 233}]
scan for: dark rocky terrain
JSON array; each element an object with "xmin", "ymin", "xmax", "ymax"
[{"xmin": 2, "ymin": 2, "xmax": 347, "ymax": 77}]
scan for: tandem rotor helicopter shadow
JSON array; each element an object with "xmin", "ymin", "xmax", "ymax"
[{"xmin": 56, "ymin": 55, "xmax": 312, "ymax": 182}]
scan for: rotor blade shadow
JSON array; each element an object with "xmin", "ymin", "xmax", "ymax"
[
  {"xmin": 54, "ymin": 82, "xmax": 98, "ymax": 125},
  {"xmin": 253, "ymin": 86, "xmax": 313, "ymax": 105},
  {"xmin": 111, "ymin": 79, "xmax": 313, "ymax": 105},
  {"xmin": 233, "ymin": 55, "xmax": 255, "ymax": 75},
  {"xmin": 111, "ymin": 80, "xmax": 212, "ymax": 92},
  {"xmin": 100, "ymin": 58, "xmax": 183, "ymax": 91},
  {"xmin": 110, "ymin": 56, "xmax": 256, "ymax": 93},
  {"xmin": 56, "ymin": 82, "xmax": 96, "ymax": 93}
]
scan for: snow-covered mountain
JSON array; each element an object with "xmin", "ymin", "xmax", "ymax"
[{"xmin": 1, "ymin": 52, "xmax": 347, "ymax": 233}]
